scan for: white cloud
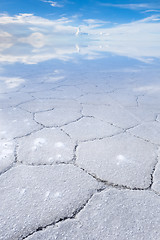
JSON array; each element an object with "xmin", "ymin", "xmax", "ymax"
[
  {"xmin": 136, "ymin": 14, "xmax": 160, "ymax": 22},
  {"xmin": 41, "ymin": 0, "xmax": 63, "ymax": 7},
  {"xmin": 78, "ymin": 14, "xmax": 160, "ymax": 62},
  {"xmin": 144, "ymin": 10, "xmax": 160, "ymax": 13},
  {"xmin": 0, "ymin": 31, "xmax": 12, "ymax": 38},
  {"xmin": 152, "ymin": 18, "xmax": 160, "ymax": 21},
  {"xmin": 0, "ymin": 13, "xmax": 73, "ymax": 27},
  {"xmin": 101, "ymin": 3, "xmax": 153, "ymax": 10},
  {"xmin": 83, "ymin": 19, "xmax": 110, "ymax": 29},
  {"xmin": 0, "ymin": 13, "xmax": 160, "ymax": 64},
  {"xmin": 83, "ymin": 19, "xmax": 108, "ymax": 25},
  {"xmin": 0, "ymin": 31, "xmax": 13, "ymax": 51}
]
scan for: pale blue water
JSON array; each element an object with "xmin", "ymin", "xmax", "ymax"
[{"xmin": 0, "ymin": 10, "xmax": 160, "ymax": 91}]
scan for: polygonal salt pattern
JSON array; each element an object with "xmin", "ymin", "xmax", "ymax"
[
  {"xmin": 35, "ymin": 100, "xmax": 82, "ymax": 127},
  {"xmin": 0, "ymin": 92, "xmax": 33, "ymax": 109},
  {"xmin": 17, "ymin": 128, "xmax": 75, "ymax": 165},
  {"xmin": 26, "ymin": 189, "xmax": 160, "ymax": 240},
  {"xmin": 32, "ymin": 86, "xmax": 83, "ymax": 100},
  {"xmin": 48, "ymin": 85, "xmax": 84, "ymax": 99},
  {"xmin": 76, "ymin": 83, "xmax": 113, "ymax": 94},
  {"xmin": 0, "ymin": 108, "xmax": 41, "ymax": 140},
  {"xmin": 78, "ymin": 93, "xmax": 115, "ymax": 105},
  {"xmin": 77, "ymin": 133, "xmax": 157, "ymax": 189},
  {"xmin": 20, "ymin": 83, "xmax": 58, "ymax": 93},
  {"xmin": 19, "ymin": 99, "xmax": 57, "ymax": 113},
  {"xmin": 0, "ymin": 165, "xmax": 99, "ymax": 240},
  {"xmin": 82, "ymin": 104, "xmax": 140, "ymax": 129},
  {"xmin": 1, "ymin": 57, "xmax": 160, "ymax": 240},
  {"xmin": 62, "ymin": 117, "xmax": 122, "ymax": 141},
  {"xmin": 128, "ymin": 121, "xmax": 160, "ymax": 145},
  {"xmin": 108, "ymin": 89, "xmax": 138, "ymax": 107},
  {"xmin": 126, "ymin": 106, "xmax": 158, "ymax": 123},
  {"xmin": 0, "ymin": 139, "xmax": 15, "ymax": 174},
  {"xmin": 138, "ymin": 94, "xmax": 160, "ymax": 108},
  {"xmin": 30, "ymin": 89, "xmax": 63, "ymax": 99}
]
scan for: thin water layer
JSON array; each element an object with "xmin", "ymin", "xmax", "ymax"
[{"xmin": 1, "ymin": 1, "xmax": 160, "ymax": 239}]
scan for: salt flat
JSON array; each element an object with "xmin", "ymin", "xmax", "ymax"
[{"xmin": 1, "ymin": 66, "xmax": 160, "ymax": 240}]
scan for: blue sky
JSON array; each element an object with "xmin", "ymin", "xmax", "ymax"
[{"xmin": 1, "ymin": 0, "xmax": 160, "ymax": 24}]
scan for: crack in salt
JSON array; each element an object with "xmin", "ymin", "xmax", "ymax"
[
  {"xmin": 22, "ymin": 188, "xmax": 104, "ymax": 240},
  {"xmin": 13, "ymin": 127, "xmax": 44, "ymax": 140},
  {"xmin": 73, "ymin": 163, "xmax": 149, "ymax": 191},
  {"xmin": 150, "ymin": 147, "xmax": 159, "ymax": 189}
]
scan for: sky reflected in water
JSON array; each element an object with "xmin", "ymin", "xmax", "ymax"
[{"xmin": 0, "ymin": 0, "xmax": 160, "ymax": 90}]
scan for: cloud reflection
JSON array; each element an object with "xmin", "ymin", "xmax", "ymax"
[
  {"xmin": 0, "ymin": 13, "xmax": 160, "ymax": 64},
  {"xmin": 0, "ymin": 76, "xmax": 25, "ymax": 89}
]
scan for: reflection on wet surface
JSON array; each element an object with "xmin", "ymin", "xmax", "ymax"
[
  {"xmin": 0, "ymin": 12, "xmax": 160, "ymax": 94},
  {"xmin": 0, "ymin": 13, "xmax": 160, "ymax": 65},
  {"xmin": 1, "ymin": 10, "xmax": 160, "ymax": 240},
  {"xmin": 1, "ymin": 12, "xmax": 160, "ymax": 187}
]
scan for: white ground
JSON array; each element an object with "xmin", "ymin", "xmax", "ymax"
[{"xmin": 1, "ymin": 67, "xmax": 160, "ymax": 240}]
